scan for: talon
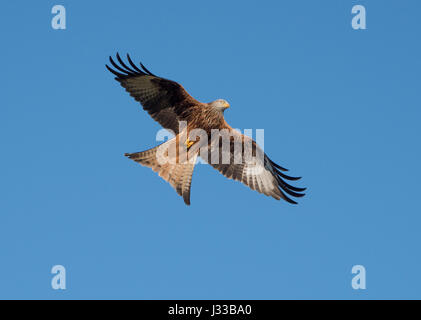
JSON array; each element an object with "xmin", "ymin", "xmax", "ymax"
[{"xmin": 185, "ymin": 138, "xmax": 195, "ymax": 149}]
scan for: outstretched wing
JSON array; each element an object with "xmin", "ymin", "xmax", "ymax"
[
  {"xmin": 207, "ymin": 130, "xmax": 306, "ymax": 204},
  {"xmin": 106, "ymin": 53, "xmax": 201, "ymax": 134}
]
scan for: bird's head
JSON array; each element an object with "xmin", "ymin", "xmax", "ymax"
[{"xmin": 210, "ymin": 99, "xmax": 230, "ymax": 112}]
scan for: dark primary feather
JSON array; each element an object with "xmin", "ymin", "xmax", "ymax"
[
  {"xmin": 126, "ymin": 55, "xmax": 146, "ymax": 74},
  {"xmin": 206, "ymin": 131, "xmax": 306, "ymax": 204},
  {"xmin": 106, "ymin": 53, "xmax": 201, "ymax": 134}
]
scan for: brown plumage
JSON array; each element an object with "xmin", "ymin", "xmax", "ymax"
[{"xmin": 106, "ymin": 53, "xmax": 305, "ymax": 205}]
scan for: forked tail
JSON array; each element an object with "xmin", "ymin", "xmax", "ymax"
[{"xmin": 125, "ymin": 140, "xmax": 198, "ymax": 205}]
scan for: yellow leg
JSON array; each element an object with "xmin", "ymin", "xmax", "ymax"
[{"xmin": 185, "ymin": 138, "xmax": 195, "ymax": 149}]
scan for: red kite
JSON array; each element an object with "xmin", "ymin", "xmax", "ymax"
[{"xmin": 106, "ymin": 53, "xmax": 305, "ymax": 205}]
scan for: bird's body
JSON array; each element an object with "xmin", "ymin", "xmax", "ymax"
[{"xmin": 106, "ymin": 54, "xmax": 305, "ymax": 205}]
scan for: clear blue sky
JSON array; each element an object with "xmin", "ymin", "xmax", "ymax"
[{"xmin": 1, "ymin": 0, "xmax": 420, "ymax": 299}]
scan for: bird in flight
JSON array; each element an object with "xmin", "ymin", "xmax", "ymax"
[{"xmin": 106, "ymin": 53, "xmax": 305, "ymax": 205}]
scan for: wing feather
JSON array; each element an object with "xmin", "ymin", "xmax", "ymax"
[
  {"xmin": 106, "ymin": 53, "xmax": 202, "ymax": 133},
  {"xmin": 206, "ymin": 130, "xmax": 306, "ymax": 204}
]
